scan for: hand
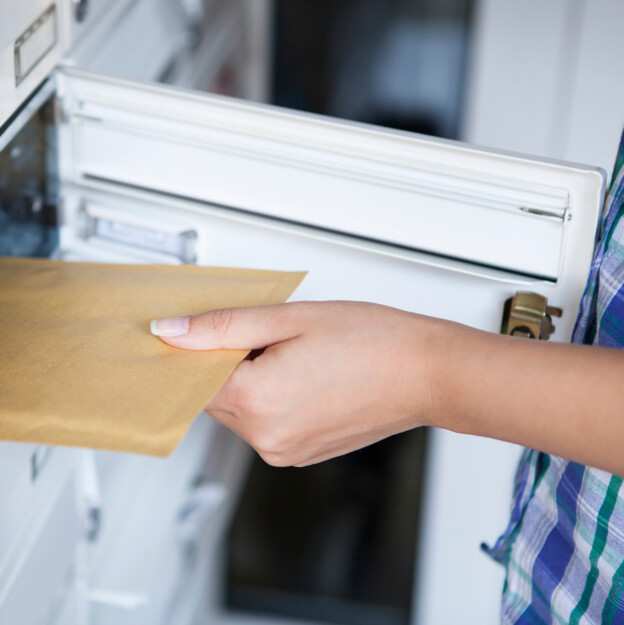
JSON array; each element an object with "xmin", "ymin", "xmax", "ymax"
[{"xmin": 152, "ymin": 301, "xmax": 439, "ymax": 466}]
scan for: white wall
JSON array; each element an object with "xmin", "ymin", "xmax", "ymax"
[{"xmin": 463, "ymin": 0, "xmax": 624, "ymax": 175}]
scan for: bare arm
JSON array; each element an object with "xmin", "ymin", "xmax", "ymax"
[
  {"xmin": 151, "ymin": 301, "xmax": 624, "ymax": 475},
  {"xmin": 433, "ymin": 319, "xmax": 624, "ymax": 476}
]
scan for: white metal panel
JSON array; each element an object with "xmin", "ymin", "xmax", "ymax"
[
  {"xmin": 63, "ymin": 0, "xmax": 189, "ymax": 84},
  {"xmin": 0, "ymin": 444, "xmax": 37, "ymax": 515},
  {"xmin": 0, "ymin": 1, "xmax": 64, "ymax": 128},
  {"xmin": 55, "ymin": 68, "xmax": 604, "ymax": 282},
  {"xmin": 0, "ymin": 450, "xmax": 76, "ymax": 625},
  {"xmin": 60, "ymin": 0, "xmax": 131, "ymax": 52},
  {"xmin": 0, "ymin": 447, "xmax": 74, "ymax": 595},
  {"xmin": 62, "ymin": 0, "xmax": 272, "ymax": 101},
  {"xmin": 79, "ymin": 414, "xmax": 232, "ymax": 625},
  {"xmin": 163, "ymin": 0, "xmax": 246, "ymax": 92}
]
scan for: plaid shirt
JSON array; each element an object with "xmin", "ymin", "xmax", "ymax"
[{"xmin": 485, "ymin": 132, "xmax": 624, "ymax": 625}]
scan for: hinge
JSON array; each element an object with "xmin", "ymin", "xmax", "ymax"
[{"xmin": 501, "ymin": 292, "xmax": 562, "ymax": 340}]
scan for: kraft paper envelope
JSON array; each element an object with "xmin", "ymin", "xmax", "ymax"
[{"xmin": 0, "ymin": 257, "xmax": 305, "ymax": 456}]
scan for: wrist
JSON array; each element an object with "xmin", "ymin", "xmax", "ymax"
[
  {"xmin": 401, "ymin": 313, "xmax": 457, "ymax": 431},
  {"xmin": 418, "ymin": 316, "xmax": 481, "ymax": 434}
]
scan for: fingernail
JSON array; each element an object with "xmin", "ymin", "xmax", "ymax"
[{"xmin": 150, "ymin": 316, "xmax": 190, "ymax": 337}]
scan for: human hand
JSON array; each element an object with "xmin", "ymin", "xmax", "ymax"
[{"xmin": 151, "ymin": 301, "xmax": 440, "ymax": 466}]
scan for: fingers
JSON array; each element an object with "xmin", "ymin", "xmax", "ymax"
[{"xmin": 151, "ymin": 302, "xmax": 305, "ymax": 351}]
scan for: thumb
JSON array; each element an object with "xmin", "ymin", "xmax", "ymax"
[{"xmin": 150, "ymin": 304, "xmax": 303, "ymax": 351}]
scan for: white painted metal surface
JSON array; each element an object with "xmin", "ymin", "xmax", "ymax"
[
  {"xmin": 0, "ymin": 446, "xmax": 76, "ymax": 625},
  {"xmin": 0, "ymin": 0, "xmax": 64, "ymax": 127},
  {"xmin": 62, "ymin": 0, "xmax": 189, "ymax": 84},
  {"xmin": 56, "ymin": 68, "xmax": 603, "ymax": 284}
]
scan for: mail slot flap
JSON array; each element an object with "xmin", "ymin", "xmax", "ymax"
[
  {"xmin": 55, "ymin": 68, "xmax": 605, "ymax": 282},
  {"xmin": 58, "ymin": 185, "xmax": 585, "ymax": 343}
]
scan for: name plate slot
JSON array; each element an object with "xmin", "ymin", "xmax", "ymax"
[{"xmin": 14, "ymin": 5, "xmax": 57, "ymax": 86}]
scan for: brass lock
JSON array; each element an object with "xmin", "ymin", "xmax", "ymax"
[{"xmin": 501, "ymin": 292, "xmax": 563, "ymax": 340}]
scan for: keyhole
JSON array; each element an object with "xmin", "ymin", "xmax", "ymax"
[{"xmin": 510, "ymin": 325, "xmax": 535, "ymax": 339}]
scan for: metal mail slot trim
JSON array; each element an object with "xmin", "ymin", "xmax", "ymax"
[
  {"xmin": 69, "ymin": 105, "xmax": 571, "ymax": 220},
  {"xmin": 56, "ymin": 69, "xmax": 605, "ymax": 282},
  {"xmin": 67, "ymin": 118, "xmax": 569, "ymax": 281},
  {"xmin": 60, "ymin": 184, "xmax": 545, "ymax": 286}
]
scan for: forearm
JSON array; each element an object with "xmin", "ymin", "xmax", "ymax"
[{"xmin": 427, "ymin": 319, "xmax": 624, "ymax": 476}]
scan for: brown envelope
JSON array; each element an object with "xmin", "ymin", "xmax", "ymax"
[{"xmin": 0, "ymin": 257, "xmax": 305, "ymax": 456}]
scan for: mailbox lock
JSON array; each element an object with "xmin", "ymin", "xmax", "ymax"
[{"xmin": 501, "ymin": 292, "xmax": 563, "ymax": 341}]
